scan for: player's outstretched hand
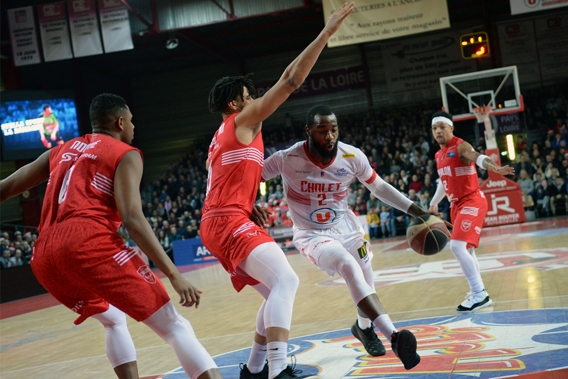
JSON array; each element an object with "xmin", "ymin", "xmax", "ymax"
[
  {"xmin": 323, "ymin": 2, "xmax": 355, "ymax": 36},
  {"xmin": 251, "ymin": 205, "xmax": 271, "ymax": 227},
  {"xmin": 170, "ymin": 275, "xmax": 202, "ymax": 308},
  {"xmin": 490, "ymin": 164, "xmax": 515, "ymax": 176}
]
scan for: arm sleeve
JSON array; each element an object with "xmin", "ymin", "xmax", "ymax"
[
  {"xmin": 362, "ymin": 175, "xmax": 413, "ymax": 213},
  {"xmin": 430, "ymin": 179, "xmax": 447, "ymax": 207},
  {"xmin": 262, "ymin": 150, "xmax": 285, "ymax": 181}
]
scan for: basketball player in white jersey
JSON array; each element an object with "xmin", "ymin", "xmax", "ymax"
[{"xmin": 261, "ymin": 105, "xmax": 441, "ymax": 370}]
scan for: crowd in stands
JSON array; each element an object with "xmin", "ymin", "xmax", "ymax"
[
  {"xmin": 2, "ymin": 82, "xmax": 567, "ymax": 269},
  {"xmin": 0, "ymin": 230, "xmax": 37, "ymax": 269}
]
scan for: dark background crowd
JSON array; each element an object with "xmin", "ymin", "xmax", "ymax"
[{"xmin": 2, "ymin": 82, "xmax": 567, "ymax": 269}]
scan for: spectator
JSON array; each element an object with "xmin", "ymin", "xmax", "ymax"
[
  {"xmin": 10, "ymin": 249, "xmax": 25, "ymax": 266},
  {"xmin": 379, "ymin": 205, "xmax": 392, "ymax": 238},
  {"xmin": 367, "ymin": 208, "xmax": 380, "ymax": 239},
  {"xmin": 1, "ymin": 249, "xmax": 12, "ymax": 268},
  {"xmin": 535, "ymin": 179, "xmax": 551, "ymax": 217},
  {"xmin": 514, "ymin": 154, "xmax": 535, "ymax": 177},
  {"xmin": 549, "ymin": 177, "xmax": 567, "ymax": 216},
  {"xmin": 517, "ymin": 169, "xmax": 535, "ymax": 199},
  {"xmin": 408, "ymin": 174, "xmax": 423, "ymax": 193}
]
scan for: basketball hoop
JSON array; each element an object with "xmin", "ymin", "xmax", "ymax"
[{"xmin": 472, "ymin": 105, "xmax": 492, "ymax": 123}]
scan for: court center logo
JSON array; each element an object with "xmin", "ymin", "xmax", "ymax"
[{"xmin": 151, "ymin": 309, "xmax": 568, "ymax": 379}]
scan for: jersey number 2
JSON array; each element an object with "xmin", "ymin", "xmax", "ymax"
[{"xmin": 317, "ymin": 193, "xmax": 327, "ymax": 206}]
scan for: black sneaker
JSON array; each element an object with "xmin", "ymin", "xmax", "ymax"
[
  {"xmin": 273, "ymin": 360, "xmax": 320, "ymax": 379},
  {"xmin": 350, "ymin": 321, "xmax": 386, "ymax": 356},
  {"xmin": 240, "ymin": 362, "xmax": 269, "ymax": 379},
  {"xmin": 391, "ymin": 330, "xmax": 420, "ymax": 370}
]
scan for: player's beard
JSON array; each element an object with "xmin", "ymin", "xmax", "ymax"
[{"xmin": 310, "ymin": 137, "xmax": 338, "ymax": 161}]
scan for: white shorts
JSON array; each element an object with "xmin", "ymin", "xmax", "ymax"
[{"xmin": 293, "ymin": 211, "xmax": 373, "ymax": 276}]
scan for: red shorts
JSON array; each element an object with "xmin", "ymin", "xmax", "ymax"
[
  {"xmin": 200, "ymin": 211, "xmax": 274, "ymax": 292},
  {"xmin": 31, "ymin": 220, "xmax": 170, "ymax": 325},
  {"xmin": 450, "ymin": 191, "xmax": 488, "ymax": 249}
]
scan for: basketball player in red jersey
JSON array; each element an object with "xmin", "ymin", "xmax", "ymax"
[
  {"xmin": 429, "ymin": 111, "xmax": 515, "ymax": 312},
  {"xmin": 200, "ymin": 4, "xmax": 354, "ymax": 379},
  {"xmin": 0, "ymin": 94, "xmax": 223, "ymax": 379}
]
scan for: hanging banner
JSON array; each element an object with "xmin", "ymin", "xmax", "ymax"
[
  {"xmin": 510, "ymin": 0, "xmax": 568, "ymax": 15},
  {"xmin": 38, "ymin": 2, "xmax": 73, "ymax": 62},
  {"xmin": 322, "ymin": 0, "xmax": 450, "ymax": 48},
  {"xmin": 381, "ymin": 29, "xmax": 476, "ymax": 104},
  {"xmin": 497, "ymin": 12, "xmax": 568, "ymax": 85},
  {"xmin": 98, "ymin": 0, "xmax": 134, "ymax": 53},
  {"xmin": 7, "ymin": 7, "xmax": 42, "ymax": 66},
  {"xmin": 68, "ymin": 0, "xmax": 103, "ymax": 57}
]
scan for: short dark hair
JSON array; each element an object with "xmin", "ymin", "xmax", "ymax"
[
  {"xmin": 208, "ymin": 73, "xmax": 257, "ymax": 114},
  {"xmin": 431, "ymin": 110, "xmax": 453, "ymax": 122},
  {"xmin": 89, "ymin": 93, "xmax": 128, "ymax": 128},
  {"xmin": 306, "ymin": 105, "xmax": 334, "ymax": 127},
  {"xmin": 43, "ymin": 104, "xmax": 51, "ymax": 110}
]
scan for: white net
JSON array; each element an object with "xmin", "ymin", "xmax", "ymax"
[{"xmin": 472, "ymin": 105, "xmax": 492, "ymax": 123}]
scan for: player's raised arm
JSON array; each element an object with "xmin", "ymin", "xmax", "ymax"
[
  {"xmin": 235, "ymin": 2, "xmax": 354, "ymax": 130},
  {"xmin": 0, "ymin": 150, "xmax": 51, "ymax": 203}
]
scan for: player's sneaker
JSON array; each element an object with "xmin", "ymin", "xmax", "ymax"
[
  {"xmin": 391, "ymin": 330, "xmax": 421, "ymax": 370},
  {"xmin": 273, "ymin": 358, "xmax": 320, "ymax": 379},
  {"xmin": 351, "ymin": 320, "xmax": 386, "ymax": 356},
  {"xmin": 240, "ymin": 362, "xmax": 269, "ymax": 379},
  {"xmin": 456, "ymin": 289, "xmax": 493, "ymax": 312}
]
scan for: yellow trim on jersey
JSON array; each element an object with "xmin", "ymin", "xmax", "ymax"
[{"xmin": 342, "ymin": 153, "xmax": 356, "ymax": 158}]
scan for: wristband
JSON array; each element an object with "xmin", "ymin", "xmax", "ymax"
[{"xmin": 476, "ymin": 154, "xmax": 490, "ymax": 168}]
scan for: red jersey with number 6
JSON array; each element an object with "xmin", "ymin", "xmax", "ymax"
[
  {"xmin": 435, "ymin": 136, "xmax": 480, "ymax": 204},
  {"xmin": 39, "ymin": 134, "xmax": 140, "ymax": 233}
]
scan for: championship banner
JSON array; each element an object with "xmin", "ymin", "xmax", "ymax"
[
  {"xmin": 381, "ymin": 29, "xmax": 476, "ymax": 104},
  {"xmin": 68, "ymin": 0, "xmax": 103, "ymax": 57},
  {"xmin": 98, "ymin": 0, "xmax": 133, "ymax": 53},
  {"xmin": 510, "ymin": 0, "xmax": 568, "ymax": 15},
  {"xmin": 7, "ymin": 7, "xmax": 42, "ymax": 66},
  {"xmin": 38, "ymin": 2, "xmax": 73, "ymax": 62},
  {"xmin": 496, "ymin": 19, "xmax": 541, "ymax": 84},
  {"xmin": 322, "ymin": 0, "xmax": 450, "ymax": 48}
]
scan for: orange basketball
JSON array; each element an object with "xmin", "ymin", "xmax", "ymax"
[{"xmin": 406, "ymin": 214, "xmax": 451, "ymax": 255}]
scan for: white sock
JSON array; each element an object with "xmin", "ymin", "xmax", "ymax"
[
  {"xmin": 357, "ymin": 315, "xmax": 372, "ymax": 330},
  {"xmin": 247, "ymin": 341, "xmax": 267, "ymax": 374},
  {"xmin": 373, "ymin": 314, "xmax": 397, "ymax": 341},
  {"xmin": 267, "ymin": 341, "xmax": 288, "ymax": 379}
]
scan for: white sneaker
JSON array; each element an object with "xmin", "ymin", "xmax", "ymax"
[{"xmin": 456, "ymin": 289, "xmax": 493, "ymax": 312}]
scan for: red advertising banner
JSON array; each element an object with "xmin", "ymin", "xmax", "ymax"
[{"xmin": 480, "ymin": 148, "xmax": 526, "ymax": 226}]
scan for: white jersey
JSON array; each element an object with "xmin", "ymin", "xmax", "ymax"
[{"xmin": 262, "ymin": 141, "xmax": 377, "ymax": 230}]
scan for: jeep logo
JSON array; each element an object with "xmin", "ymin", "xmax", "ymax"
[{"xmin": 486, "ymin": 180, "xmax": 507, "ymax": 188}]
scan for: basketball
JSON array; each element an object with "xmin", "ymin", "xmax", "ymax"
[{"xmin": 406, "ymin": 214, "xmax": 451, "ymax": 256}]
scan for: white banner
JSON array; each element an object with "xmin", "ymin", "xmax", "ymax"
[
  {"xmin": 510, "ymin": 0, "xmax": 568, "ymax": 15},
  {"xmin": 68, "ymin": 0, "xmax": 103, "ymax": 57},
  {"xmin": 38, "ymin": 2, "xmax": 73, "ymax": 62},
  {"xmin": 381, "ymin": 30, "xmax": 476, "ymax": 104},
  {"xmin": 98, "ymin": 0, "xmax": 133, "ymax": 53},
  {"xmin": 497, "ymin": 12, "xmax": 568, "ymax": 84},
  {"xmin": 7, "ymin": 7, "xmax": 42, "ymax": 66},
  {"xmin": 322, "ymin": 0, "xmax": 450, "ymax": 48}
]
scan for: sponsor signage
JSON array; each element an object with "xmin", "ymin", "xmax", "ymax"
[
  {"xmin": 322, "ymin": 0, "xmax": 450, "ymax": 48},
  {"xmin": 172, "ymin": 238, "xmax": 218, "ymax": 266},
  {"xmin": 480, "ymin": 151, "xmax": 526, "ymax": 226},
  {"xmin": 255, "ymin": 66, "xmax": 366, "ymax": 100},
  {"xmin": 510, "ymin": 0, "xmax": 568, "ymax": 15}
]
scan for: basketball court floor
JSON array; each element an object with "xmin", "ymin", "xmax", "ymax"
[{"xmin": 1, "ymin": 216, "xmax": 567, "ymax": 379}]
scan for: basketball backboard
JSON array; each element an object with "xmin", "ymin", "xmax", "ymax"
[{"xmin": 439, "ymin": 66, "xmax": 523, "ymax": 123}]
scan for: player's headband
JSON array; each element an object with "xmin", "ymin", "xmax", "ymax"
[{"xmin": 431, "ymin": 116, "xmax": 453, "ymax": 126}]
